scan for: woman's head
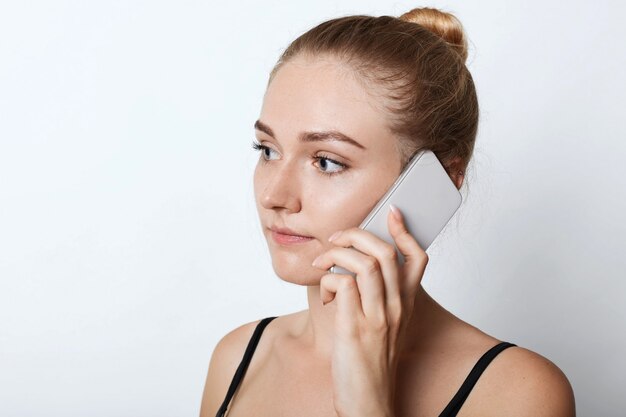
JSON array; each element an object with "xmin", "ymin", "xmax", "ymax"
[
  {"xmin": 268, "ymin": 7, "xmax": 477, "ymax": 173},
  {"xmin": 253, "ymin": 8, "xmax": 478, "ymax": 284}
]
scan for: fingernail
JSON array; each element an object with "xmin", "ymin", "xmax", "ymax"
[
  {"xmin": 328, "ymin": 230, "xmax": 342, "ymax": 242},
  {"xmin": 389, "ymin": 204, "xmax": 401, "ymax": 220},
  {"xmin": 312, "ymin": 256, "xmax": 320, "ymax": 267}
]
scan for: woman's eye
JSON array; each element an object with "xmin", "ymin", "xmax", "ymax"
[
  {"xmin": 314, "ymin": 155, "xmax": 346, "ymax": 176},
  {"xmin": 251, "ymin": 141, "xmax": 279, "ymax": 160}
]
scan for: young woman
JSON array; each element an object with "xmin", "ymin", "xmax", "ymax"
[{"xmin": 200, "ymin": 7, "xmax": 575, "ymax": 417}]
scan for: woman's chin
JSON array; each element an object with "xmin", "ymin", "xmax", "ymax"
[{"xmin": 271, "ymin": 258, "xmax": 325, "ymax": 286}]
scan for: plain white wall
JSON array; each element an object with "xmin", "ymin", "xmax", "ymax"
[{"xmin": 1, "ymin": 1, "xmax": 624, "ymax": 416}]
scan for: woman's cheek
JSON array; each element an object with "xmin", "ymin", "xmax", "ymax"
[{"xmin": 312, "ymin": 183, "xmax": 374, "ymax": 230}]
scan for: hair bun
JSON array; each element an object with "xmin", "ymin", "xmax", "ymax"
[{"xmin": 398, "ymin": 7, "xmax": 468, "ymax": 63}]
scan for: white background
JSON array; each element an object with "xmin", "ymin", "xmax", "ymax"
[{"xmin": 1, "ymin": 1, "xmax": 624, "ymax": 416}]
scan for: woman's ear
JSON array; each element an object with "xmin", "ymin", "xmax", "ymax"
[{"xmin": 444, "ymin": 156, "xmax": 465, "ymax": 190}]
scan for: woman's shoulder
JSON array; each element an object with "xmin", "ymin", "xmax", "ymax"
[
  {"xmin": 479, "ymin": 344, "xmax": 576, "ymax": 417},
  {"xmin": 217, "ymin": 317, "xmax": 271, "ymax": 350},
  {"xmin": 209, "ymin": 311, "xmax": 299, "ymax": 364},
  {"xmin": 406, "ymin": 304, "xmax": 575, "ymax": 417},
  {"xmin": 199, "ymin": 317, "xmax": 275, "ymax": 417},
  {"xmin": 208, "ymin": 315, "xmax": 280, "ymax": 374},
  {"xmin": 438, "ymin": 318, "xmax": 576, "ymax": 417}
]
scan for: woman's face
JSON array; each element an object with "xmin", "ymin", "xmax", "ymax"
[{"xmin": 253, "ymin": 55, "xmax": 402, "ymax": 285}]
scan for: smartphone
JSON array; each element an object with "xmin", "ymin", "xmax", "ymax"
[{"xmin": 329, "ymin": 149, "xmax": 462, "ymax": 276}]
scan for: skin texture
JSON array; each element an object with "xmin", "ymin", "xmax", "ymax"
[{"xmin": 199, "ymin": 55, "xmax": 576, "ymax": 417}]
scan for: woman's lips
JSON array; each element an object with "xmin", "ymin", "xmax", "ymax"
[{"xmin": 270, "ymin": 230, "xmax": 314, "ymax": 245}]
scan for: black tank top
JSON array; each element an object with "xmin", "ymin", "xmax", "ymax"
[{"xmin": 215, "ymin": 316, "xmax": 516, "ymax": 417}]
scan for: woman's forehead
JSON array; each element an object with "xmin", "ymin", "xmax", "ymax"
[{"xmin": 259, "ymin": 58, "xmax": 393, "ymax": 150}]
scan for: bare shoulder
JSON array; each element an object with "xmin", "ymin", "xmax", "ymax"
[
  {"xmin": 198, "ymin": 318, "xmax": 266, "ymax": 417},
  {"xmin": 479, "ymin": 345, "xmax": 576, "ymax": 417}
]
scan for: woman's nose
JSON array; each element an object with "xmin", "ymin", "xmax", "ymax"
[{"xmin": 259, "ymin": 161, "xmax": 302, "ymax": 213}]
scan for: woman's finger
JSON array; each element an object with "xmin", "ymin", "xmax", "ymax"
[
  {"xmin": 326, "ymin": 227, "xmax": 402, "ymax": 319},
  {"xmin": 313, "ymin": 246, "xmax": 386, "ymax": 322},
  {"xmin": 387, "ymin": 205, "xmax": 429, "ymax": 296},
  {"xmin": 319, "ymin": 272, "xmax": 364, "ymax": 333}
]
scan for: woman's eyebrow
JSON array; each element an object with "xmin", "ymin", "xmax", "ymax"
[{"xmin": 254, "ymin": 119, "xmax": 366, "ymax": 150}]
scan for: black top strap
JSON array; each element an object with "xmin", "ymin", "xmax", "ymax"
[
  {"xmin": 439, "ymin": 341, "xmax": 517, "ymax": 417},
  {"xmin": 215, "ymin": 316, "xmax": 278, "ymax": 417}
]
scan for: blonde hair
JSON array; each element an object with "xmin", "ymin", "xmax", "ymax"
[{"xmin": 267, "ymin": 7, "xmax": 478, "ymax": 178}]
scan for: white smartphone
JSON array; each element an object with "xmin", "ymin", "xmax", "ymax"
[{"xmin": 329, "ymin": 149, "xmax": 462, "ymax": 276}]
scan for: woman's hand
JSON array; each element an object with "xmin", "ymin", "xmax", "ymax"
[{"xmin": 311, "ymin": 205, "xmax": 429, "ymax": 417}]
